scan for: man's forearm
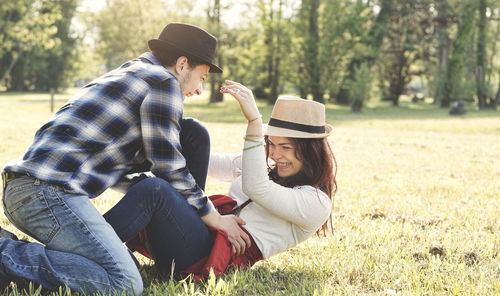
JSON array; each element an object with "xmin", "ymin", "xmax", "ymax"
[{"xmin": 200, "ymin": 210, "xmax": 222, "ymax": 228}]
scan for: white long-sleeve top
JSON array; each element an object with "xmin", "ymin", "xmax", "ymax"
[{"xmin": 208, "ymin": 140, "xmax": 332, "ymax": 259}]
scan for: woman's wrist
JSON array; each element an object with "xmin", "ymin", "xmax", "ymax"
[
  {"xmin": 247, "ymin": 114, "xmax": 262, "ymax": 123},
  {"xmin": 244, "ymin": 134, "xmax": 263, "ymax": 139}
]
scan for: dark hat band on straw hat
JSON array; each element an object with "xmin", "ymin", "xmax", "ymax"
[
  {"xmin": 268, "ymin": 118, "xmax": 326, "ymax": 134},
  {"xmin": 264, "ymin": 95, "xmax": 332, "ymax": 138}
]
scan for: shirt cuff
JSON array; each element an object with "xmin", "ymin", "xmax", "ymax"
[{"xmin": 198, "ymin": 196, "xmax": 216, "ymax": 216}]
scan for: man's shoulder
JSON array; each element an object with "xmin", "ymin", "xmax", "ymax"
[
  {"xmin": 124, "ymin": 58, "xmax": 176, "ymax": 85},
  {"xmin": 81, "ymin": 54, "xmax": 180, "ymax": 100},
  {"xmin": 128, "ymin": 53, "xmax": 177, "ymax": 83}
]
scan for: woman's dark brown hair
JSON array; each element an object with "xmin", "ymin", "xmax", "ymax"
[{"xmin": 265, "ymin": 136, "xmax": 337, "ymax": 234}]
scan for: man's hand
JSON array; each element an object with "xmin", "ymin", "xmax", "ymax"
[{"xmin": 201, "ymin": 210, "xmax": 251, "ymax": 255}]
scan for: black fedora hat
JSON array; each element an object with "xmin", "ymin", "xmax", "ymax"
[{"xmin": 148, "ymin": 23, "xmax": 222, "ymax": 73}]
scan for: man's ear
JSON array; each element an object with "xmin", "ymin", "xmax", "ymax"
[{"xmin": 175, "ymin": 56, "xmax": 189, "ymax": 74}]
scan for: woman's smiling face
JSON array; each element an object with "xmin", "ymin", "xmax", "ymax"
[{"xmin": 267, "ymin": 136, "xmax": 303, "ymax": 178}]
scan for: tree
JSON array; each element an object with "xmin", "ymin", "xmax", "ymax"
[
  {"xmin": 492, "ymin": 4, "xmax": 500, "ymax": 109},
  {"xmin": 34, "ymin": 0, "xmax": 79, "ymax": 91},
  {"xmin": 254, "ymin": 0, "xmax": 288, "ymax": 102},
  {"xmin": 92, "ymin": 0, "xmax": 199, "ymax": 71},
  {"xmin": 4, "ymin": 1, "xmax": 79, "ymax": 91},
  {"xmin": 441, "ymin": 0, "xmax": 477, "ymax": 107},
  {"xmin": 269, "ymin": 0, "xmax": 285, "ymax": 102},
  {"xmin": 382, "ymin": 0, "xmax": 434, "ymax": 106},
  {"xmin": 219, "ymin": 25, "xmax": 261, "ymax": 88},
  {"xmin": 206, "ymin": 0, "xmax": 224, "ymax": 102},
  {"xmin": 475, "ymin": 0, "xmax": 488, "ymax": 109},
  {"xmin": 319, "ymin": 0, "xmax": 369, "ymax": 102},
  {"xmin": 301, "ymin": 0, "xmax": 322, "ymax": 102},
  {"xmin": 347, "ymin": 63, "xmax": 371, "ymax": 112},
  {"xmin": 0, "ymin": 0, "xmax": 60, "ymax": 90},
  {"xmin": 495, "ymin": 75, "xmax": 500, "ymax": 109},
  {"xmin": 336, "ymin": 0, "xmax": 393, "ymax": 110},
  {"xmin": 433, "ymin": 0, "xmax": 453, "ymax": 104}
]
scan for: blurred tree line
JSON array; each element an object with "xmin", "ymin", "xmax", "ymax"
[
  {"xmin": 0, "ymin": 0, "xmax": 78, "ymax": 92},
  {"xmin": 0, "ymin": 0, "xmax": 499, "ymax": 111}
]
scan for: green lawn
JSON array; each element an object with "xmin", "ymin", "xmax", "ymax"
[{"xmin": 0, "ymin": 91, "xmax": 499, "ymax": 295}]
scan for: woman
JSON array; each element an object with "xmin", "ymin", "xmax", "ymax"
[{"xmin": 104, "ymin": 80, "xmax": 337, "ymax": 279}]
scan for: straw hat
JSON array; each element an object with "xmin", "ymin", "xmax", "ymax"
[{"xmin": 264, "ymin": 96, "xmax": 332, "ymax": 138}]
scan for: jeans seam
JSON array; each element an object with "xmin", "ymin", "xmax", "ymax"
[
  {"xmin": 52, "ymin": 187, "xmax": 129, "ymax": 284},
  {"xmin": 2, "ymin": 253, "xmax": 113, "ymax": 287},
  {"xmin": 42, "ymin": 187, "xmax": 62, "ymax": 243},
  {"xmin": 4, "ymin": 186, "xmax": 61, "ymax": 243}
]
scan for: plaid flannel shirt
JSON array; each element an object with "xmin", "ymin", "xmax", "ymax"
[{"xmin": 4, "ymin": 52, "xmax": 214, "ymax": 216}]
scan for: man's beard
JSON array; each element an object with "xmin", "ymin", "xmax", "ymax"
[{"xmin": 179, "ymin": 70, "xmax": 192, "ymax": 95}]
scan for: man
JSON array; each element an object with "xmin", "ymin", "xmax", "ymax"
[{"xmin": 0, "ymin": 23, "xmax": 250, "ymax": 295}]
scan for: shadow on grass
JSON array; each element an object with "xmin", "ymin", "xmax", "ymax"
[
  {"xmin": 137, "ymin": 262, "xmax": 331, "ymax": 295},
  {"xmin": 246, "ymin": 266, "xmax": 332, "ymax": 295}
]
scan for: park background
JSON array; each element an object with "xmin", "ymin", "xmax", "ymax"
[{"xmin": 0, "ymin": 0, "xmax": 499, "ymax": 295}]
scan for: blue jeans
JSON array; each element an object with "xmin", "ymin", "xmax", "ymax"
[
  {"xmin": 0, "ymin": 117, "xmax": 208, "ymax": 292},
  {"xmin": 104, "ymin": 118, "xmax": 213, "ymax": 276},
  {"xmin": 1, "ymin": 177, "xmax": 143, "ymax": 295},
  {"xmin": 104, "ymin": 178, "xmax": 214, "ymax": 276}
]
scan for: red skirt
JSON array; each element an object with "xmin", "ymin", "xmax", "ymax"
[{"xmin": 125, "ymin": 195, "xmax": 263, "ymax": 281}]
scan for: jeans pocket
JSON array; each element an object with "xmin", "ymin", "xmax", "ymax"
[{"xmin": 4, "ymin": 186, "xmax": 61, "ymax": 244}]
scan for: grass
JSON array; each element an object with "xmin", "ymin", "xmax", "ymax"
[{"xmin": 0, "ymin": 90, "xmax": 499, "ymax": 295}]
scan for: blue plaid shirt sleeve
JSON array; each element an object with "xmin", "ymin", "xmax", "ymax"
[{"xmin": 140, "ymin": 78, "xmax": 215, "ymax": 216}]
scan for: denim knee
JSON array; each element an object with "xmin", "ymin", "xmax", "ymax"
[
  {"xmin": 118, "ymin": 273, "xmax": 143, "ymax": 296},
  {"xmin": 108, "ymin": 274, "xmax": 143, "ymax": 296},
  {"xmin": 181, "ymin": 117, "xmax": 210, "ymax": 146},
  {"xmin": 138, "ymin": 177, "xmax": 174, "ymax": 193},
  {"xmin": 156, "ymin": 178, "xmax": 181, "ymax": 197},
  {"xmin": 135, "ymin": 177, "xmax": 175, "ymax": 198}
]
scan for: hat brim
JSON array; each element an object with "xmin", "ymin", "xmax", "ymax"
[
  {"xmin": 148, "ymin": 39, "xmax": 223, "ymax": 73},
  {"xmin": 263, "ymin": 123, "xmax": 332, "ymax": 138}
]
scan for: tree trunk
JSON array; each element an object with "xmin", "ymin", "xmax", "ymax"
[
  {"xmin": 260, "ymin": 0, "xmax": 275, "ymax": 102},
  {"xmin": 389, "ymin": 55, "xmax": 407, "ymax": 107},
  {"xmin": 386, "ymin": 3, "xmax": 410, "ymax": 108},
  {"xmin": 269, "ymin": 0, "xmax": 283, "ymax": 103},
  {"xmin": 307, "ymin": 0, "xmax": 322, "ymax": 103},
  {"xmin": 297, "ymin": 65, "xmax": 307, "ymax": 98},
  {"xmin": 494, "ymin": 80, "xmax": 500, "ymax": 109},
  {"xmin": 492, "ymin": 71, "xmax": 500, "ymax": 109},
  {"xmin": 475, "ymin": 0, "xmax": 487, "ymax": 109},
  {"xmin": 265, "ymin": 26, "xmax": 274, "ymax": 101},
  {"xmin": 441, "ymin": 0, "xmax": 476, "ymax": 108},
  {"xmin": 1, "ymin": 51, "xmax": 22, "ymax": 86},
  {"xmin": 434, "ymin": 0, "xmax": 451, "ymax": 105},
  {"xmin": 208, "ymin": 0, "xmax": 223, "ymax": 103}
]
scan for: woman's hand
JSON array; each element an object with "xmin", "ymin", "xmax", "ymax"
[{"xmin": 220, "ymin": 80, "xmax": 261, "ymax": 122}]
